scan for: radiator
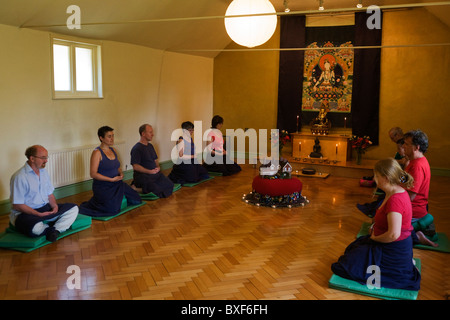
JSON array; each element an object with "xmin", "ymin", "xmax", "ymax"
[{"xmin": 46, "ymin": 142, "xmax": 126, "ymax": 188}]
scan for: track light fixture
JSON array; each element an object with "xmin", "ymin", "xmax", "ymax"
[
  {"xmin": 284, "ymin": 0, "xmax": 290, "ymax": 12},
  {"xmin": 318, "ymin": 0, "xmax": 324, "ymax": 11}
]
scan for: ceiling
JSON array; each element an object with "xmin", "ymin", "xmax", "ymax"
[{"xmin": 0, "ymin": 0, "xmax": 449, "ymax": 58}]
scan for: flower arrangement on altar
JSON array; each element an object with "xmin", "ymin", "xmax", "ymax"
[
  {"xmin": 279, "ymin": 130, "xmax": 291, "ymax": 147},
  {"xmin": 271, "ymin": 130, "xmax": 291, "ymax": 154},
  {"xmin": 349, "ymin": 135, "xmax": 373, "ymax": 152},
  {"xmin": 349, "ymin": 135, "xmax": 372, "ymax": 164}
]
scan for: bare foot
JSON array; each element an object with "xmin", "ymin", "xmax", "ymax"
[
  {"xmin": 130, "ymin": 184, "xmax": 143, "ymax": 193},
  {"xmin": 416, "ymin": 231, "xmax": 439, "ymax": 247}
]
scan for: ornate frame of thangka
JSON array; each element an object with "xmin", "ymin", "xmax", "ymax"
[{"xmin": 302, "ymin": 40, "xmax": 354, "ymax": 113}]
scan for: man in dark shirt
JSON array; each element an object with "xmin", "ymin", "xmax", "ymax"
[{"xmin": 130, "ymin": 124, "xmax": 174, "ymax": 197}]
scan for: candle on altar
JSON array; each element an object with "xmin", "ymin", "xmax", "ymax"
[
  {"xmin": 299, "ymin": 142, "xmax": 301, "ymax": 152},
  {"xmin": 296, "ymin": 115, "xmax": 299, "ymax": 128},
  {"xmin": 336, "ymin": 143, "xmax": 338, "ymax": 154},
  {"xmin": 344, "ymin": 117, "xmax": 347, "ymax": 129}
]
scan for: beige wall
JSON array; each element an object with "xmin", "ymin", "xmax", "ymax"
[
  {"xmin": 213, "ymin": 22, "xmax": 280, "ymax": 133},
  {"xmin": 213, "ymin": 9, "xmax": 450, "ymax": 170},
  {"xmin": 0, "ymin": 24, "xmax": 213, "ymax": 201},
  {"xmin": 374, "ymin": 8, "xmax": 450, "ymax": 168},
  {"xmin": 156, "ymin": 51, "xmax": 213, "ymax": 159}
]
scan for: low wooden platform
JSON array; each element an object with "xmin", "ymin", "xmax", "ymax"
[
  {"xmin": 0, "ymin": 164, "xmax": 448, "ymax": 301},
  {"xmin": 292, "ymin": 171, "xmax": 330, "ymax": 179},
  {"xmin": 286, "ymin": 155, "xmax": 377, "ymax": 179}
]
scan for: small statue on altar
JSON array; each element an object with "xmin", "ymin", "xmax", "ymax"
[
  {"xmin": 309, "ymin": 137, "xmax": 323, "ymax": 158},
  {"xmin": 310, "ymin": 100, "xmax": 331, "ymax": 135}
]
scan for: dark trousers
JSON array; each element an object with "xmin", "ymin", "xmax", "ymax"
[{"xmin": 14, "ymin": 203, "xmax": 77, "ymax": 237}]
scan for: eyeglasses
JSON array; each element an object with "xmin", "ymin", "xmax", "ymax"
[{"xmin": 33, "ymin": 156, "xmax": 49, "ymax": 160}]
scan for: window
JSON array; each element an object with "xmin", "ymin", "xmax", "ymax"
[{"xmin": 51, "ymin": 37, "xmax": 103, "ymax": 99}]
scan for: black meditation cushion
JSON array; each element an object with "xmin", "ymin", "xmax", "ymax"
[{"xmin": 302, "ymin": 168, "xmax": 316, "ymax": 175}]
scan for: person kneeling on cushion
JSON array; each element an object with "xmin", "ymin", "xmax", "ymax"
[
  {"xmin": 403, "ymin": 130, "xmax": 438, "ymax": 247},
  {"xmin": 168, "ymin": 121, "xmax": 210, "ymax": 185},
  {"xmin": 79, "ymin": 126, "xmax": 141, "ymax": 217},
  {"xmin": 10, "ymin": 145, "xmax": 79, "ymax": 242},
  {"xmin": 331, "ymin": 159, "xmax": 420, "ymax": 291},
  {"xmin": 130, "ymin": 124, "xmax": 174, "ymax": 198}
]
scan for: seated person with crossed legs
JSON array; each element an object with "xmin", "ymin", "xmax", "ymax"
[{"xmin": 10, "ymin": 145, "xmax": 79, "ymax": 242}]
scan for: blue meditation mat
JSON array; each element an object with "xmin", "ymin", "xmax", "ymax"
[
  {"xmin": 139, "ymin": 183, "xmax": 182, "ymax": 200},
  {"xmin": 328, "ymin": 258, "xmax": 421, "ymax": 300},
  {"xmin": 357, "ymin": 222, "xmax": 450, "ymax": 253},
  {"xmin": 91, "ymin": 201, "xmax": 146, "ymax": 221},
  {"xmin": 182, "ymin": 176, "xmax": 215, "ymax": 187},
  {"xmin": 0, "ymin": 214, "xmax": 92, "ymax": 253}
]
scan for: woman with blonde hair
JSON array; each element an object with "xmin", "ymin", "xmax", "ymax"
[{"xmin": 331, "ymin": 158, "xmax": 421, "ymax": 290}]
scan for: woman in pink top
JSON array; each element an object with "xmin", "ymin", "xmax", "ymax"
[
  {"xmin": 203, "ymin": 115, "xmax": 241, "ymax": 176},
  {"xmin": 332, "ymin": 158, "xmax": 420, "ymax": 290}
]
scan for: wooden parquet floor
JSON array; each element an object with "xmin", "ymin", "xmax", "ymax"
[{"xmin": 0, "ymin": 164, "xmax": 449, "ymax": 300}]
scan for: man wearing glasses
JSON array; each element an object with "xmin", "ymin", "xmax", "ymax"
[
  {"xmin": 9, "ymin": 145, "xmax": 79, "ymax": 242},
  {"xmin": 403, "ymin": 130, "xmax": 438, "ymax": 247}
]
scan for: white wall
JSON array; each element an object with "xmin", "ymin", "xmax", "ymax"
[{"xmin": 0, "ymin": 24, "xmax": 213, "ymax": 201}]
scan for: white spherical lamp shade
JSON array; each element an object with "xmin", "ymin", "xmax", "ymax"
[{"xmin": 225, "ymin": 0, "xmax": 277, "ymax": 48}]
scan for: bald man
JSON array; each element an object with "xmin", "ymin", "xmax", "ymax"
[
  {"xmin": 9, "ymin": 145, "xmax": 79, "ymax": 242},
  {"xmin": 130, "ymin": 124, "xmax": 174, "ymax": 198}
]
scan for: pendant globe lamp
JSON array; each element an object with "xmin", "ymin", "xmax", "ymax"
[{"xmin": 225, "ymin": 0, "xmax": 278, "ymax": 48}]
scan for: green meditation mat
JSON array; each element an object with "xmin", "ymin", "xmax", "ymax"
[
  {"xmin": 328, "ymin": 258, "xmax": 421, "ymax": 300},
  {"xmin": 182, "ymin": 176, "xmax": 215, "ymax": 187},
  {"xmin": 91, "ymin": 201, "xmax": 146, "ymax": 221},
  {"xmin": 139, "ymin": 183, "xmax": 182, "ymax": 200},
  {"xmin": 0, "ymin": 214, "xmax": 92, "ymax": 253},
  {"xmin": 357, "ymin": 221, "xmax": 450, "ymax": 253},
  {"xmin": 357, "ymin": 221, "xmax": 374, "ymax": 238},
  {"xmin": 414, "ymin": 234, "xmax": 449, "ymax": 252},
  {"xmin": 207, "ymin": 171, "xmax": 223, "ymax": 176}
]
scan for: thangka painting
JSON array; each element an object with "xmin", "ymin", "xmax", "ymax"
[{"xmin": 302, "ymin": 40, "xmax": 354, "ymax": 113}]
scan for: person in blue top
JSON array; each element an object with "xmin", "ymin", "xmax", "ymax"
[
  {"xmin": 168, "ymin": 121, "xmax": 210, "ymax": 185},
  {"xmin": 79, "ymin": 126, "xmax": 141, "ymax": 217},
  {"xmin": 10, "ymin": 145, "xmax": 79, "ymax": 242}
]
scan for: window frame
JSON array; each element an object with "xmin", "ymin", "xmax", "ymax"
[{"xmin": 51, "ymin": 36, "xmax": 103, "ymax": 99}]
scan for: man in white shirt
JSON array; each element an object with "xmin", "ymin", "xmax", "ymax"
[{"xmin": 10, "ymin": 145, "xmax": 79, "ymax": 242}]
